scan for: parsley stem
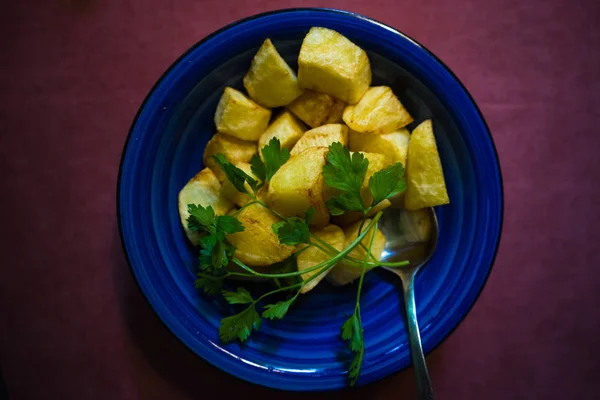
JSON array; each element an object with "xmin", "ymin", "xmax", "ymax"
[
  {"xmin": 309, "ymin": 234, "xmax": 407, "ymax": 267},
  {"xmin": 254, "ymin": 259, "xmax": 329, "ymax": 303},
  {"xmin": 226, "ymin": 247, "xmax": 308, "ymax": 278},
  {"xmin": 357, "ymin": 216, "xmax": 378, "ymax": 262},
  {"xmin": 225, "ymin": 219, "xmax": 408, "ymax": 283},
  {"xmin": 345, "ymin": 220, "xmax": 377, "ymax": 385},
  {"xmin": 253, "ymin": 198, "xmax": 386, "ymax": 266},
  {"xmin": 309, "ymin": 240, "xmax": 371, "ymax": 268},
  {"xmin": 356, "ymin": 220, "xmax": 378, "ymax": 306},
  {"xmin": 230, "ymin": 258, "xmax": 261, "ymax": 275},
  {"xmin": 358, "ymin": 217, "xmax": 367, "ymax": 236},
  {"xmin": 228, "ymin": 213, "xmax": 383, "ymax": 279},
  {"xmin": 225, "ymin": 232, "xmax": 407, "ymax": 282},
  {"xmin": 308, "ymin": 239, "xmax": 409, "ymax": 268}
]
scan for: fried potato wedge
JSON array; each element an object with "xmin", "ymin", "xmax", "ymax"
[
  {"xmin": 342, "ymin": 86, "xmax": 413, "ymax": 134},
  {"xmin": 203, "ymin": 132, "xmax": 257, "ymax": 181},
  {"xmin": 267, "ymin": 147, "xmax": 330, "ymax": 227},
  {"xmin": 405, "ymin": 120, "xmax": 449, "ymax": 210},
  {"xmin": 258, "ymin": 111, "xmax": 306, "ymax": 159},
  {"xmin": 348, "ymin": 128, "xmax": 410, "ymax": 166},
  {"xmin": 324, "ymin": 98, "xmax": 346, "ymax": 124},
  {"xmin": 298, "ymin": 27, "xmax": 371, "ymax": 104},
  {"xmin": 214, "ymin": 87, "xmax": 271, "ymax": 141},
  {"xmin": 226, "ymin": 203, "xmax": 295, "ymax": 267},
  {"xmin": 349, "ymin": 129, "xmax": 411, "ymax": 207},
  {"xmin": 297, "ymin": 224, "xmax": 345, "ymax": 294},
  {"xmin": 326, "ymin": 219, "xmax": 387, "ymax": 285},
  {"xmin": 287, "ymin": 90, "xmax": 344, "ymax": 128},
  {"xmin": 178, "ymin": 168, "xmax": 233, "ymax": 245},
  {"xmin": 243, "ymin": 39, "xmax": 303, "ymax": 107},
  {"xmin": 290, "ymin": 124, "xmax": 348, "ymax": 156}
]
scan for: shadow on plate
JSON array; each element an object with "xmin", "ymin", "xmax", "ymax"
[{"xmin": 111, "ymin": 224, "xmax": 445, "ymax": 399}]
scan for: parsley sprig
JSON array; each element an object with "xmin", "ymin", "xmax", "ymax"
[{"xmin": 188, "ymin": 139, "xmax": 408, "ymax": 385}]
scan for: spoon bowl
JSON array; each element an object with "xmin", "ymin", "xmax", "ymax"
[{"xmin": 379, "ymin": 206, "xmax": 439, "ymax": 399}]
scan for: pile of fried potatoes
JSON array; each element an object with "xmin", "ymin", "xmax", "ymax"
[{"xmin": 178, "ymin": 27, "xmax": 449, "ymax": 291}]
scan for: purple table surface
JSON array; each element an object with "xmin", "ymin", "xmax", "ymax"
[{"xmin": 1, "ymin": 0, "xmax": 599, "ymax": 399}]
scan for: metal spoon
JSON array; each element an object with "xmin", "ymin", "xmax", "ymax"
[{"xmin": 379, "ymin": 206, "xmax": 438, "ymax": 400}]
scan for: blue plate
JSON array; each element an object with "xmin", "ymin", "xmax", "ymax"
[{"xmin": 118, "ymin": 8, "xmax": 503, "ymax": 391}]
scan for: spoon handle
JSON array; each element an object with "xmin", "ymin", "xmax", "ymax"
[{"xmin": 400, "ymin": 270, "xmax": 434, "ymax": 400}]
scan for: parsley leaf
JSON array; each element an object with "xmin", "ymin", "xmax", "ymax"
[
  {"xmin": 349, "ymin": 347, "xmax": 365, "ymax": 386},
  {"xmin": 341, "ymin": 313, "xmax": 363, "ymax": 352},
  {"xmin": 262, "ymin": 297, "xmax": 295, "ymax": 320},
  {"xmin": 261, "ymin": 137, "xmax": 290, "ymax": 180},
  {"xmin": 219, "ymin": 305, "xmax": 262, "ymax": 343},
  {"xmin": 323, "ymin": 143, "xmax": 368, "ymax": 214},
  {"xmin": 209, "ymin": 235, "xmax": 237, "ymax": 270},
  {"xmin": 250, "ymin": 154, "xmax": 267, "ymax": 183},
  {"xmin": 199, "ymin": 234, "xmax": 217, "ymax": 251},
  {"xmin": 248, "ymin": 138, "xmax": 290, "ymax": 186},
  {"xmin": 368, "ymin": 162, "xmax": 407, "ymax": 206},
  {"xmin": 194, "ymin": 272, "xmax": 225, "ymax": 295},
  {"xmin": 187, "ymin": 204, "xmax": 216, "ymax": 233},
  {"xmin": 272, "ymin": 217, "xmax": 310, "ymax": 245},
  {"xmin": 304, "ymin": 206, "xmax": 315, "ymax": 225},
  {"xmin": 341, "ymin": 312, "xmax": 365, "ymax": 386},
  {"xmin": 324, "ymin": 198, "xmax": 345, "ymax": 216},
  {"xmin": 212, "ymin": 153, "xmax": 260, "ymax": 194},
  {"xmin": 198, "ymin": 248, "xmax": 213, "ymax": 270},
  {"xmin": 326, "ymin": 193, "xmax": 365, "ymax": 216},
  {"xmin": 222, "ymin": 287, "xmax": 254, "ymax": 304},
  {"xmin": 210, "ymin": 240, "xmax": 229, "ymax": 269},
  {"xmin": 187, "ymin": 203, "xmax": 245, "ymax": 272},
  {"xmin": 215, "ymin": 215, "xmax": 245, "ymax": 237}
]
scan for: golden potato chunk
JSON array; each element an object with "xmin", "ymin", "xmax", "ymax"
[
  {"xmin": 258, "ymin": 111, "xmax": 306, "ymax": 159},
  {"xmin": 326, "ymin": 219, "xmax": 387, "ymax": 286},
  {"xmin": 286, "ymin": 90, "xmax": 344, "ymax": 128},
  {"xmin": 220, "ymin": 162, "xmax": 258, "ymax": 206},
  {"xmin": 349, "ymin": 128, "xmax": 410, "ymax": 166},
  {"xmin": 342, "ymin": 86, "xmax": 413, "ymax": 134},
  {"xmin": 214, "ymin": 87, "xmax": 271, "ymax": 141},
  {"xmin": 349, "ymin": 129, "xmax": 411, "ymax": 207},
  {"xmin": 297, "ymin": 224, "xmax": 345, "ymax": 294},
  {"xmin": 405, "ymin": 120, "xmax": 449, "ymax": 210},
  {"xmin": 290, "ymin": 124, "xmax": 348, "ymax": 156},
  {"xmin": 203, "ymin": 132, "xmax": 257, "ymax": 181},
  {"xmin": 243, "ymin": 39, "xmax": 303, "ymax": 107},
  {"xmin": 298, "ymin": 27, "xmax": 371, "ymax": 104},
  {"xmin": 267, "ymin": 147, "xmax": 330, "ymax": 227},
  {"xmin": 178, "ymin": 168, "xmax": 233, "ymax": 245},
  {"xmin": 226, "ymin": 203, "xmax": 295, "ymax": 267},
  {"xmin": 324, "ymin": 99, "xmax": 346, "ymax": 124}
]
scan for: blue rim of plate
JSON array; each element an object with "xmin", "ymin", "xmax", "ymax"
[{"xmin": 117, "ymin": 7, "xmax": 504, "ymax": 391}]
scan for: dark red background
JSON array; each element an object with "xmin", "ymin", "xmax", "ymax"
[{"xmin": 1, "ymin": 0, "xmax": 599, "ymax": 399}]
